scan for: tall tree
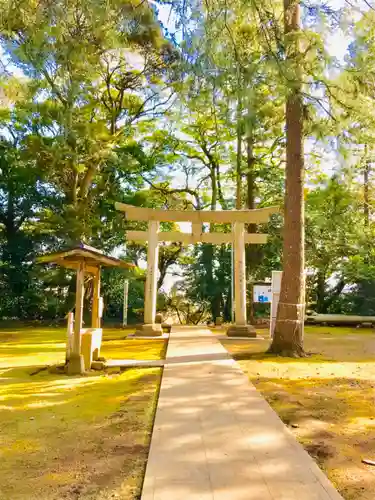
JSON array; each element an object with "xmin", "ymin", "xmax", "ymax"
[
  {"xmin": 0, "ymin": 0, "xmax": 175, "ymax": 243},
  {"xmin": 269, "ymin": 0, "xmax": 305, "ymax": 356},
  {"xmin": 305, "ymin": 177, "xmax": 363, "ymax": 313},
  {"xmin": 0, "ymin": 114, "xmax": 59, "ymax": 318}
]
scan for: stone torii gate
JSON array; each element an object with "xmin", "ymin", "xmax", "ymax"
[{"xmin": 115, "ymin": 203, "xmax": 279, "ymax": 337}]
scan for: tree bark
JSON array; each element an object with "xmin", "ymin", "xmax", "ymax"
[
  {"xmin": 236, "ymin": 96, "xmax": 243, "ymax": 210},
  {"xmin": 246, "ymin": 134, "xmax": 256, "ymax": 324},
  {"xmin": 216, "ymin": 163, "xmax": 227, "ymax": 209},
  {"xmin": 269, "ymin": 0, "xmax": 305, "ymax": 356},
  {"xmin": 223, "ymin": 289, "xmax": 231, "ymax": 322},
  {"xmin": 364, "ymin": 147, "xmax": 370, "ymax": 228},
  {"xmin": 202, "ymin": 163, "xmax": 219, "ymax": 321},
  {"xmin": 363, "ymin": 148, "xmax": 370, "ymax": 265},
  {"xmin": 157, "ymin": 244, "xmax": 183, "ymax": 290},
  {"xmin": 246, "ymin": 135, "xmax": 256, "ymax": 230}
]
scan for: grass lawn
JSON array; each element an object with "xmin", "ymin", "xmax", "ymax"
[
  {"xmin": 0, "ymin": 325, "xmax": 166, "ymax": 369},
  {"xmin": 220, "ymin": 326, "xmax": 375, "ymax": 500},
  {"xmin": 0, "ymin": 325, "xmax": 166, "ymax": 500}
]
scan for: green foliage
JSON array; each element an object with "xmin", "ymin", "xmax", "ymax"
[
  {"xmin": 1, "ymin": 0, "xmax": 375, "ymax": 323},
  {"xmin": 0, "ymin": 0, "xmax": 177, "ymax": 319},
  {"xmin": 0, "ymin": 0, "xmax": 175, "ymax": 242}
]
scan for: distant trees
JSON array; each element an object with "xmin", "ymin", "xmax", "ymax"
[{"xmin": 0, "ymin": 0, "xmax": 375, "ymax": 333}]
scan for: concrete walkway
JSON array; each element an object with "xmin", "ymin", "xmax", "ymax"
[{"xmin": 142, "ymin": 326, "xmax": 343, "ymax": 500}]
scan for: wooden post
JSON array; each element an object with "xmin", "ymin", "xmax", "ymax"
[
  {"xmin": 67, "ymin": 262, "xmax": 85, "ymax": 374},
  {"xmin": 66, "ymin": 312, "xmax": 74, "ymax": 363},
  {"xmin": 92, "ymin": 267, "xmax": 101, "ymax": 329},
  {"xmin": 74, "ymin": 262, "xmax": 85, "ymax": 353},
  {"xmin": 123, "ymin": 279, "xmax": 129, "ymax": 327}
]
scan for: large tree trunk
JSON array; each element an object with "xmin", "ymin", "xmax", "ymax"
[
  {"xmin": 202, "ymin": 164, "xmax": 220, "ymax": 321},
  {"xmin": 269, "ymin": 0, "xmax": 305, "ymax": 356},
  {"xmin": 223, "ymin": 289, "xmax": 231, "ymax": 322},
  {"xmin": 363, "ymin": 149, "xmax": 370, "ymax": 264},
  {"xmin": 236, "ymin": 96, "xmax": 243, "ymax": 210},
  {"xmin": 364, "ymin": 157, "xmax": 370, "ymax": 228},
  {"xmin": 246, "ymin": 134, "xmax": 256, "ymax": 324},
  {"xmin": 157, "ymin": 243, "xmax": 183, "ymax": 290}
]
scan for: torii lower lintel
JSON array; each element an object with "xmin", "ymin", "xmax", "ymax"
[{"xmin": 126, "ymin": 230, "xmax": 268, "ymax": 245}]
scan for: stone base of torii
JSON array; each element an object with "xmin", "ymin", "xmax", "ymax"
[{"xmin": 115, "ymin": 203, "xmax": 279, "ymax": 337}]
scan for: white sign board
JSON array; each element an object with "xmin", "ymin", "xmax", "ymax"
[{"xmin": 253, "ymin": 284, "xmax": 272, "ymax": 303}]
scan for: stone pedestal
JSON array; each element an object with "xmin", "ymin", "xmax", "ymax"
[
  {"xmin": 66, "ymin": 354, "xmax": 85, "ymax": 375},
  {"xmin": 81, "ymin": 328, "xmax": 103, "ymax": 370},
  {"xmin": 135, "ymin": 323, "xmax": 163, "ymax": 337},
  {"xmin": 226, "ymin": 325, "xmax": 256, "ymax": 338}
]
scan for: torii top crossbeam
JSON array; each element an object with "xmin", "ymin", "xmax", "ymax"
[{"xmin": 115, "ymin": 202, "xmax": 280, "ymax": 224}]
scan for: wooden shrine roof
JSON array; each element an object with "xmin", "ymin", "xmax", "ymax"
[{"xmin": 37, "ymin": 243, "xmax": 134, "ymax": 274}]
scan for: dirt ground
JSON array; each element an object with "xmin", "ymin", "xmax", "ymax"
[
  {"xmin": 220, "ymin": 326, "xmax": 375, "ymax": 500},
  {"xmin": 0, "ymin": 326, "xmax": 166, "ymax": 500}
]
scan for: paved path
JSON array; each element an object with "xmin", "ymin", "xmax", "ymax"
[{"xmin": 142, "ymin": 326, "xmax": 343, "ymax": 500}]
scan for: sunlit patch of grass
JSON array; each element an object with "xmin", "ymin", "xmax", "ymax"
[
  {"xmin": 220, "ymin": 327, "xmax": 375, "ymax": 500},
  {"xmin": 0, "ymin": 365, "xmax": 161, "ymax": 500},
  {"xmin": 305, "ymin": 325, "xmax": 375, "ymax": 336},
  {"xmin": 209, "ymin": 326, "xmax": 226, "ymax": 335},
  {"xmin": 101, "ymin": 329, "xmax": 167, "ymax": 361},
  {"xmin": 0, "ymin": 324, "xmax": 164, "ymax": 499},
  {"xmin": 0, "ymin": 327, "xmax": 67, "ymax": 369},
  {"xmin": 254, "ymin": 376, "xmax": 375, "ymax": 499},
  {"xmin": 0, "ymin": 326, "xmax": 167, "ymax": 369}
]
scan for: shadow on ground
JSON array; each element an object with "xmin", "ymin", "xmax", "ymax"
[{"xmin": 220, "ymin": 328, "xmax": 375, "ymax": 500}]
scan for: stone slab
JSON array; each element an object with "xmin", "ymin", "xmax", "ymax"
[
  {"xmin": 105, "ymin": 359, "xmax": 163, "ymax": 368},
  {"xmin": 226, "ymin": 324, "xmax": 257, "ymax": 337},
  {"xmin": 134, "ymin": 323, "xmax": 164, "ymax": 337},
  {"xmin": 141, "ymin": 326, "xmax": 343, "ymax": 500},
  {"xmin": 216, "ymin": 335, "xmax": 265, "ymax": 341},
  {"xmin": 127, "ymin": 333, "xmax": 169, "ymax": 340}
]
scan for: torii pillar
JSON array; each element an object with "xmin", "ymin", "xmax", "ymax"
[
  {"xmin": 135, "ymin": 221, "xmax": 163, "ymax": 336},
  {"xmin": 227, "ymin": 222, "xmax": 256, "ymax": 337}
]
